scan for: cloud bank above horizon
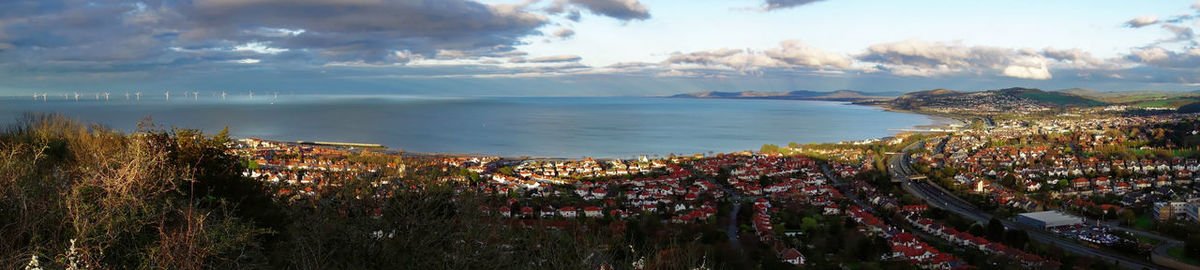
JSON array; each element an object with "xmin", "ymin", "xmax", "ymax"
[{"xmin": 1, "ymin": 0, "xmax": 1200, "ymax": 96}]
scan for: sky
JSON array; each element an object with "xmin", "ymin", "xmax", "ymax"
[{"xmin": 1, "ymin": 0, "xmax": 1199, "ymax": 96}]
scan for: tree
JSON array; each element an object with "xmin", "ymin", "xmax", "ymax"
[
  {"xmin": 986, "ymin": 218, "xmax": 1005, "ymax": 242},
  {"xmin": 1118, "ymin": 209, "xmax": 1137, "ymax": 226},
  {"xmin": 968, "ymin": 223, "xmax": 985, "ymax": 237},
  {"xmin": 760, "ymin": 144, "xmax": 782, "ymax": 154},
  {"xmin": 1002, "ymin": 174, "xmax": 1018, "ymax": 189},
  {"xmin": 1003, "ymin": 229, "xmax": 1029, "ymax": 249},
  {"xmin": 1187, "ymin": 234, "xmax": 1200, "ymax": 259},
  {"xmin": 854, "ymin": 237, "xmax": 879, "ymax": 261},
  {"xmin": 801, "ymin": 217, "xmax": 819, "ymax": 231}
]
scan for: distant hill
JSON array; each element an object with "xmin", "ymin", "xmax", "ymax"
[
  {"xmin": 1054, "ymin": 88, "xmax": 1200, "ymax": 108},
  {"xmin": 1056, "ymin": 88, "xmax": 1104, "ymax": 97},
  {"xmin": 667, "ymin": 90, "xmax": 899, "ymax": 101}
]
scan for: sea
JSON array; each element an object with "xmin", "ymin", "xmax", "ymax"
[{"xmin": 0, "ymin": 95, "xmax": 947, "ymax": 158}]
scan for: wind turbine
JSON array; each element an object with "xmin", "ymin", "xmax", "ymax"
[
  {"xmin": 103, "ymin": 92, "xmax": 110, "ymax": 101},
  {"xmin": 42, "ymin": 93, "xmax": 48, "ymax": 101},
  {"xmin": 193, "ymin": 91, "xmax": 199, "ymax": 100},
  {"xmin": 125, "ymin": 92, "xmax": 131, "ymax": 100},
  {"xmin": 135, "ymin": 92, "xmax": 142, "ymax": 101},
  {"xmin": 221, "ymin": 91, "xmax": 227, "ymax": 100},
  {"xmin": 249, "ymin": 90, "xmax": 254, "ymax": 100},
  {"xmin": 164, "ymin": 91, "xmax": 170, "ymax": 101},
  {"xmin": 73, "ymin": 92, "xmax": 79, "ymax": 101}
]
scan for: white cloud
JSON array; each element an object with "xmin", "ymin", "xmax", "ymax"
[
  {"xmin": 528, "ymin": 54, "xmax": 583, "ymax": 63},
  {"xmin": 1001, "ymin": 55, "xmax": 1052, "ymax": 80},
  {"xmin": 763, "ymin": 40, "xmax": 852, "ymax": 68},
  {"xmin": 856, "ymin": 39, "xmax": 1012, "ymax": 76},
  {"xmin": 234, "ymin": 42, "xmax": 288, "ymax": 54},
  {"xmin": 553, "ymin": 28, "xmax": 576, "ymax": 39},
  {"xmin": 664, "ymin": 41, "xmax": 849, "ymax": 72},
  {"xmin": 1126, "ymin": 15, "xmax": 1160, "ymax": 28},
  {"xmin": 1132, "ymin": 47, "xmax": 1170, "ymax": 63},
  {"xmin": 854, "ymin": 39, "xmax": 1110, "ymax": 80}
]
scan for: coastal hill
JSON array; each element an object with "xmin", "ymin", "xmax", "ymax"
[
  {"xmin": 667, "ymin": 90, "xmax": 899, "ymax": 101},
  {"xmin": 863, "ymin": 87, "xmax": 1106, "ymax": 114}
]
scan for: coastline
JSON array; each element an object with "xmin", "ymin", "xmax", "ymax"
[{"xmin": 867, "ymin": 103, "xmax": 969, "ymax": 129}]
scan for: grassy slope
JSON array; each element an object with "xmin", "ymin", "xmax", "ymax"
[{"xmin": 1015, "ymin": 91, "xmax": 1106, "ymax": 106}]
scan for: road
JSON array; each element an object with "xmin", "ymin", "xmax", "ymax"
[
  {"xmin": 820, "ymin": 164, "xmax": 873, "ymax": 213},
  {"xmin": 890, "ymin": 139, "xmax": 1167, "ymax": 270},
  {"xmin": 687, "ymin": 165, "xmax": 752, "ymax": 253}
]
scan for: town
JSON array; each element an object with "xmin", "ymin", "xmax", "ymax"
[{"xmin": 223, "ymin": 104, "xmax": 1200, "ymax": 269}]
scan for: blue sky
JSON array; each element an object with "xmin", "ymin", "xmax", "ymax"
[{"xmin": 1, "ymin": 0, "xmax": 1199, "ymax": 96}]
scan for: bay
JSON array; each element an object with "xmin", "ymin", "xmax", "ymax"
[{"xmin": 0, "ymin": 95, "xmax": 942, "ymax": 158}]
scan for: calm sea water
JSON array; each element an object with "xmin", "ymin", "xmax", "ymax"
[{"xmin": 0, "ymin": 95, "xmax": 940, "ymax": 158}]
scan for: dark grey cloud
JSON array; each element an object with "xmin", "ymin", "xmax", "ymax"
[
  {"xmin": 763, "ymin": 0, "xmax": 827, "ymax": 11},
  {"xmin": 1159, "ymin": 23, "xmax": 1195, "ymax": 43},
  {"xmin": 1042, "ymin": 47, "xmax": 1108, "ymax": 69},
  {"xmin": 509, "ymin": 54, "xmax": 582, "ymax": 63},
  {"xmin": 0, "ymin": 0, "xmax": 551, "ymax": 70},
  {"xmin": 175, "ymin": 0, "xmax": 547, "ymax": 63},
  {"xmin": 547, "ymin": 0, "xmax": 650, "ymax": 21}
]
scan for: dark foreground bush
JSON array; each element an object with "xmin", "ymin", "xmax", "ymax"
[{"xmin": 0, "ymin": 114, "xmax": 713, "ymax": 269}]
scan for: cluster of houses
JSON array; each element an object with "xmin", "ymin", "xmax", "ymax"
[
  {"xmin": 914, "ymin": 90, "xmax": 1053, "ymax": 115},
  {"xmin": 480, "ymin": 163, "xmax": 724, "ymax": 225},
  {"xmin": 751, "ymin": 198, "xmax": 808, "ymax": 267},
  {"xmin": 917, "ymin": 115, "xmax": 1200, "ymax": 224},
  {"xmin": 231, "ymin": 138, "xmax": 402, "ymax": 197},
  {"xmin": 495, "ymin": 205, "xmax": 610, "ymax": 219},
  {"xmin": 441, "ymin": 156, "xmax": 500, "ymax": 174},
  {"xmin": 843, "ymin": 206, "xmax": 965, "ymax": 269},
  {"xmin": 903, "ymin": 214, "xmax": 1052, "ymax": 268},
  {"xmin": 514, "ymin": 158, "xmax": 666, "ymax": 182}
]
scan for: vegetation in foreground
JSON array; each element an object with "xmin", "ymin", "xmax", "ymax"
[{"xmin": 0, "ymin": 114, "xmax": 632, "ymax": 269}]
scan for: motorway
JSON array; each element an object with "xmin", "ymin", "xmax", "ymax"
[{"xmin": 890, "ymin": 139, "xmax": 1167, "ymax": 270}]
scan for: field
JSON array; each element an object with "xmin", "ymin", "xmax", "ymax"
[
  {"xmin": 1168, "ymin": 246, "xmax": 1200, "ymax": 265},
  {"xmin": 1017, "ymin": 91, "xmax": 1106, "ymax": 106},
  {"xmin": 1129, "ymin": 97, "xmax": 1200, "ymax": 108}
]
